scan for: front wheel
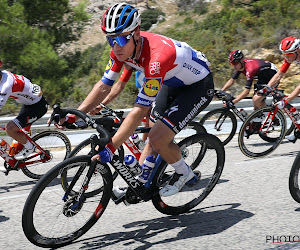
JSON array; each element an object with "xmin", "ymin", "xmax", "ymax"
[
  {"xmin": 200, "ymin": 108, "xmax": 237, "ymax": 146},
  {"xmin": 21, "ymin": 131, "xmax": 71, "ymax": 179},
  {"xmin": 151, "ymin": 133, "xmax": 225, "ymax": 215},
  {"xmin": 22, "ymin": 155, "xmax": 113, "ymax": 248},
  {"xmin": 238, "ymin": 107, "xmax": 286, "ymax": 158},
  {"xmin": 289, "ymin": 151, "xmax": 300, "ymax": 203}
]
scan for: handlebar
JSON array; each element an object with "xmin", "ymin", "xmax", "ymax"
[
  {"xmin": 49, "ymin": 104, "xmax": 111, "ymax": 148},
  {"xmin": 214, "ymin": 90, "xmax": 234, "ymax": 102}
]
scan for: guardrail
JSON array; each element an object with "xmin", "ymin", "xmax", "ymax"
[{"xmin": 1, "ymin": 97, "xmax": 300, "ymax": 128}]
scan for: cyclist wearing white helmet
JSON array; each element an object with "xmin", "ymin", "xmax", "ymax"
[
  {"xmin": 71, "ymin": 2, "xmax": 215, "ymax": 197},
  {"xmin": 267, "ymin": 36, "xmax": 300, "ymax": 142}
]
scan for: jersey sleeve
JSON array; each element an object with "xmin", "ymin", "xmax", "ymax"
[
  {"xmin": 232, "ymin": 71, "xmax": 241, "ymax": 80},
  {"xmin": 279, "ymin": 58, "xmax": 291, "ymax": 73},
  {"xmin": 119, "ymin": 67, "xmax": 133, "ymax": 82},
  {"xmin": 135, "ymin": 52, "xmax": 169, "ymax": 107},
  {"xmin": 0, "ymin": 77, "xmax": 13, "ymax": 110},
  {"xmin": 101, "ymin": 51, "xmax": 124, "ymax": 86}
]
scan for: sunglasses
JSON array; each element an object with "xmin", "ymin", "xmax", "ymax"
[
  {"xmin": 283, "ymin": 52, "xmax": 295, "ymax": 57},
  {"xmin": 106, "ymin": 31, "xmax": 135, "ymax": 47}
]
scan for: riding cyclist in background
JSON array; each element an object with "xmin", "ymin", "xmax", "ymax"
[
  {"xmin": 0, "ymin": 59, "xmax": 48, "ymax": 163},
  {"xmin": 266, "ymin": 36, "xmax": 300, "ymax": 143},
  {"xmin": 57, "ymin": 2, "xmax": 214, "ymax": 198},
  {"xmin": 221, "ymin": 50, "xmax": 279, "ymax": 110}
]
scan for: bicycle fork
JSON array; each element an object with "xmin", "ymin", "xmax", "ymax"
[{"xmin": 62, "ymin": 160, "xmax": 97, "ymax": 210}]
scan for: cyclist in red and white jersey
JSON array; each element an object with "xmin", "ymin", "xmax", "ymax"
[
  {"xmin": 222, "ymin": 50, "xmax": 278, "ymax": 109},
  {"xmin": 0, "ymin": 60, "xmax": 48, "ymax": 161},
  {"xmin": 65, "ymin": 3, "xmax": 214, "ymax": 197},
  {"xmin": 267, "ymin": 36, "xmax": 300, "ymax": 142}
]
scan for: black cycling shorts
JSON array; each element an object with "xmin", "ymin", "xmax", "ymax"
[
  {"xmin": 12, "ymin": 96, "xmax": 48, "ymax": 129},
  {"xmin": 150, "ymin": 73, "xmax": 214, "ymax": 134}
]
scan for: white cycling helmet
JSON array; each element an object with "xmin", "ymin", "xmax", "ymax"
[
  {"xmin": 101, "ymin": 3, "xmax": 141, "ymax": 35},
  {"xmin": 279, "ymin": 36, "xmax": 300, "ymax": 54}
]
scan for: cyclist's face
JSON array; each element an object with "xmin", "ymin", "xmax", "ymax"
[
  {"xmin": 107, "ymin": 31, "xmax": 137, "ymax": 62},
  {"xmin": 231, "ymin": 61, "xmax": 243, "ymax": 71},
  {"xmin": 284, "ymin": 51, "xmax": 298, "ymax": 63}
]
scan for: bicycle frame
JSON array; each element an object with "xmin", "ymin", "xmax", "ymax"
[{"xmin": 0, "ymin": 127, "xmax": 51, "ymax": 169}]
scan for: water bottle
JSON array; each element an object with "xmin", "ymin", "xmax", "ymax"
[
  {"xmin": 0, "ymin": 139, "xmax": 9, "ymax": 152},
  {"xmin": 131, "ymin": 133, "xmax": 145, "ymax": 150},
  {"xmin": 124, "ymin": 155, "xmax": 142, "ymax": 176},
  {"xmin": 9, "ymin": 139, "xmax": 19, "ymax": 156},
  {"xmin": 138, "ymin": 155, "xmax": 156, "ymax": 184},
  {"xmin": 239, "ymin": 109, "xmax": 248, "ymax": 119},
  {"xmin": 289, "ymin": 105, "xmax": 300, "ymax": 124}
]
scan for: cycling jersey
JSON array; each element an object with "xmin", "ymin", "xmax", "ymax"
[
  {"xmin": 102, "ymin": 31, "xmax": 211, "ymax": 107},
  {"xmin": 280, "ymin": 58, "xmax": 300, "ymax": 73},
  {"xmin": 0, "ymin": 70, "xmax": 42, "ymax": 109},
  {"xmin": 232, "ymin": 59, "xmax": 277, "ymax": 89}
]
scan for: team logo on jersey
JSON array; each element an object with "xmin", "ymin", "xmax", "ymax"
[
  {"xmin": 105, "ymin": 58, "xmax": 114, "ymax": 73},
  {"xmin": 143, "ymin": 78, "xmax": 161, "ymax": 97},
  {"xmin": 150, "ymin": 62, "xmax": 161, "ymax": 75}
]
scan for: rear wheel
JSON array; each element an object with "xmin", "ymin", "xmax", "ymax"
[
  {"xmin": 152, "ymin": 133, "xmax": 225, "ymax": 215},
  {"xmin": 21, "ymin": 131, "xmax": 71, "ymax": 179},
  {"xmin": 22, "ymin": 155, "xmax": 113, "ymax": 248},
  {"xmin": 238, "ymin": 107, "xmax": 286, "ymax": 158},
  {"xmin": 200, "ymin": 108, "xmax": 237, "ymax": 146}
]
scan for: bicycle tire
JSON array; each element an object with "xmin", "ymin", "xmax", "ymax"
[
  {"xmin": 286, "ymin": 123, "xmax": 295, "ymax": 136},
  {"xmin": 62, "ymin": 141, "xmax": 124, "ymax": 197},
  {"xmin": 200, "ymin": 108, "xmax": 237, "ymax": 146},
  {"xmin": 289, "ymin": 151, "xmax": 300, "ymax": 203},
  {"xmin": 21, "ymin": 131, "xmax": 71, "ymax": 179},
  {"xmin": 22, "ymin": 155, "xmax": 113, "ymax": 248},
  {"xmin": 238, "ymin": 106, "xmax": 286, "ymax": 158},
  {"xmin": 151, "ymin": 133, "xmax": 225, "ymax": 215}
]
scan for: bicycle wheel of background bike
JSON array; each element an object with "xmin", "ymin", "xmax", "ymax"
[
  {"xmin": 22, "ymin": 155, "xmax": 113, "ymax": 248},
  {"xmin": 151, "ymin": 133, "xmax": 225, "ymax": 215},
  {"xmin": 238, "ymin": 107, "xmax": 286, "ymax": 158},
  {"xmin": 61, "ymin": 142, "xmax": 124, "ymax": 197},
  {"xmin": 289, "ymin": 151, "xmax": 300, "ymax": 203},
  {"xmin": 200, "ymin": 108, "xmax": 237, "ymax": 146},
  {"xmin": 21, "ymin": 131, "xmax": 71, "ymax": 179}
]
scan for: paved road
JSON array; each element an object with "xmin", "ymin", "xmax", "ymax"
[{"xmin": 0, "ymin": 135, "xmax": 300, "ymax": 250}]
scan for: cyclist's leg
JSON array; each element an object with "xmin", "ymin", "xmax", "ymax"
[
  {"xmin": 12, "ymin": 97, "xmax": 48, "ymax": 159},
  {"xmin": 149, "ymin": 73, "xmax": 214, "ymax": 196}
]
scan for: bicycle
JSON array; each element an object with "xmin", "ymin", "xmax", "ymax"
[
  {"xmin": 22, "ymin": 107, "xmax": 225, "ymax": 248},
  {"xmin": 199, "ymin": 90, "xmax": 249, "ymax": 145},
  {"xmin": 65, "ymin": 103, "xmax": 207, "ymax": 195},
  {"xmin": 200, "ymin": 90, "xmax": 295, "ymax": 146},
  {"xmin": 238, "ymin": 87, "xmax": 299, "ymax": 158},
  {"xmin": 0, "ymin": 124, "xmax": 71, "ymax": 179}
]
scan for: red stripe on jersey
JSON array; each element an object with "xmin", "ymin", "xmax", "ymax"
[{"xmin": 9, "ymin": 72, "xmax": 25, "ymax": 92}]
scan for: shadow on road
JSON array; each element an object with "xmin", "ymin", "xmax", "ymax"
[
  {"xmin": 0, "ymin": 210, "xmax": 9, "ymax": 223},
  {"xmin": 76, "ymin": 203, "xmax": 253, "ymax": 250}
]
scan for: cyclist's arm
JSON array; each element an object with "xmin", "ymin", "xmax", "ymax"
[
  {"xmin": 233, "ymin": 88, "xmax": 250, "ymax": 104},
  {"xmin": 77, "ymin": 80, "xmax": 112, "ymax": 114},
  {"xmin": 221, "ymin": 78, "xmax": 235, "ymax": 91},
  {"xmin": 285, "ymin": 84, "xmax": 300, "ymax": 103},
  {"xmin": 267, "ymin": 70, "xmax": 285, "ymax": 88}
]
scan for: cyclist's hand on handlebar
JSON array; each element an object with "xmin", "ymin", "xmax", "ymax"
[
  {"xmin": 49, "ymin": 114, "xmax": 76, "ymax": 130},
  {"xmin": 91, "ymin": 143, "xmax": 116, "ymax": 162},
  {"xmin": 276, "ymin": 99, "xmax": 288, "ymax": 109},
  {"xmin": 258, "ymin": 85, "xmax": 274, "ymax": 96}
]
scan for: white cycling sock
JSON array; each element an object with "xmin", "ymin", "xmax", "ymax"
[
  {"xmin": 24, "ymin": 140, "xmax": 34, "ymax": 149},
  {"xmin": 171, "ymin": 157, "xmax": 190, "ymax": 176}
]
